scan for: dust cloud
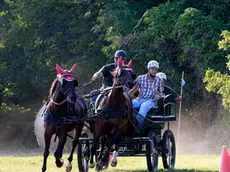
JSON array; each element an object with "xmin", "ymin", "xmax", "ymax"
[
  {"xmin": 171, "ymin": 108, "xmax": 227, "ymax": 155},
  {"xmin": 0, "ymin": 105, "xmax": 227, "ymax": 156}
]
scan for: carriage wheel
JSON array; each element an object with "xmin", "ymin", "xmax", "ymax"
[
  {"xmin": 146, "ymin": 131, "xmax": 158, "ymax": 172},
  {"xmin": 77, "ymin": 133, "xmax": 90, "ymax": 172},
  {"xmin": 161, "ymin": 130, "xmax": 176, "ymax": 170}
]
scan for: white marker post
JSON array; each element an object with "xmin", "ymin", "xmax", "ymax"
[{"xmin": 177, "ymin": 71, "xmax": 185, "ymax": 149}]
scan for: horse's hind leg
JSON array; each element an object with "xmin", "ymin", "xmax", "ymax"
[
  {"xmin": 66, "ymin": 126, "xmax": 82, "ymax": 172},
  {"xmin": 54, "ymin": 133, "xmax": 67, "ymax": 168},
  {"xmin": 89, "ymin": 120, "xmax": 103, "ymax": 168},
  {"xmin": 41, "ymin": 130, "xmax": 53, "ymax": 172},
  {"xmin": 89, "ymin": 136, "xmax": 99, "ymax": 168}
]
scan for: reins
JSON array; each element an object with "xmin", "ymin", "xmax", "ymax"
[
  {"xmin": 50, "ymin": 88, "xmax": 76, "ymax": 106},
  {"xmin": 76, "ymin": 80, "xmax": 94, "ymax": 91}
]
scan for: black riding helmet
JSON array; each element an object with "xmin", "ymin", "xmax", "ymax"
[{"xmin": 114, "ymin": 50, "xmax": 127, "ymax": 59}]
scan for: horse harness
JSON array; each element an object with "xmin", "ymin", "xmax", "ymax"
[
  {"xmin": 93, "ymin": 90, "xmax": 133, "ymax": 129},
  {"xmin": 41, "ymin": 97, "xmax": 87, "ymax": 141}
]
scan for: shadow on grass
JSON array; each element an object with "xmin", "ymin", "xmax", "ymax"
[{"xmin": 111, "ymin": 170, "xmax": 218, "ymax": 172}]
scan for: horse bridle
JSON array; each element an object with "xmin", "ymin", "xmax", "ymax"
[
  {"xmin": 115, "ymin": 66, "xmax": 133, "ymax": 88},
  {"xmin": 51, "ymin": 75, "xmax": 77, "ymax": 106}
]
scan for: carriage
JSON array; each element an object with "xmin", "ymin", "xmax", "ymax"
[
  {"xmin": 36, "ymin": 63, "xmax": 177, "ymax": 172},
  {"xmin": 77, "ymin": 91, "xmax": 177, "ymax": 172}
]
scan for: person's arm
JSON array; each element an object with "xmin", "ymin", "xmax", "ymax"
[
  {"xmin": 165, "ymin": 85, "xmax": 179, "ymax": 97},
  {"xmin": 159, "ymin": 79, "xmax": 164, "ymax": 96},
  {"xmin": 128, "ymin": 76, "xmax": 140, "ymax": 98},
  {"xmin": 128, "ymin": 86, "xmax": 139, "ymax": 98},
  {"xmin": 175, "ymin": 96, "xmax": 182, "ymax": 103},
  {"xmin": 165, "ymin": 85, "xmax": 181, "ymax": 103},
  {"xmin": 153, "ymin": 78, "xmax": 164, "ymax": 101},
  {"xmin": 92, "ymin": 66, "xmax": 105, "ymax": 81}
]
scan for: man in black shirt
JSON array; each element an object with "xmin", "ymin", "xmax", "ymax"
[{"xmin": 92, "ymin": 50, "xmax": 127, "ymax": 89}]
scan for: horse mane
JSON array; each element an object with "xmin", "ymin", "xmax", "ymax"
[
  {"xmin": 105, "ymin": 84, "xmax": 125, "ymax": 109},
  {"xmin": 49, "ymin": 78, "xmax": 58, "ymax": 97}
]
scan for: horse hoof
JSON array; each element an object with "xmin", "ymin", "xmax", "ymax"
[
  {"xmin": 66, "ymin": 160, "xmax": 72, "ymax": 172},
  {"xmin": 66, "ymin": 166, "xmax": 72, "ymax": 172},
  {"xmin": 95, "ymin": 160, "xmax": 106, "ymax": 171},
  {"xmin": 110, "ymin": 161, "xmax": 117, "ymax": 167},
  {"xmin": 103, "ymin": 162, "xmax": 109, "ymax": 169},
  {"xmin": 89, "ymin": 162, "xmax": 95, "ymax": 168},
  {"xmin": 56, "ymin": 159, "xmax": 64, "ymax": 168},
  {"xmin": 95, "ymin": 163, "xmax": 103, "ymax": 171}
]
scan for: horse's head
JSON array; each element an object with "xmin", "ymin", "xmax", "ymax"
[
  {"xmin": 51, "ymin": 64, "xmax": 78, "ymax": 104},
  {"xmin": 114, "ymin": 58, "xmax": 136, "ymax": 89}
]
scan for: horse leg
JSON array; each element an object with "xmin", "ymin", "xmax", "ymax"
[
  {"xmin": 41, "ymin": 130, "xmax": 53, "ymax": 172},
  {"xmin": 93, "ymin": 135, "xmax": 108, "ymax": 170},
  {"xmin": 54, "ymin": 133, "xmax": 67, "ymax": 168},
  {"xmin": 89, "ymin": 136, "xmax": 99, "ymax": 168},
  {"xmin": 96, "ymin": 130, "xmax": 118, "ymax": 171},
  {"xmin": 89, "ymin": 123, "xmax": 103, "ymax": 168},
  {"xmin": 110, "ymin": 139, "xmax": 120, "ymax": 167},
  {"xmin": 66, "ymin": 126, "xmax": 82, "ymax": 172},
  {"xmin": 96, "ymin": 135, "xmax": 106, "ymax": 161}
]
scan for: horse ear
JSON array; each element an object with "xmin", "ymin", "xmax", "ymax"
[
  {"xmin": 56, "ymin": 64, "xmax": 66, "ymax": 75},
  {"xmin": 118, "ymin": 58, "xmax": 123, "ymax": 67},
  {"xmin": 69, "ymin": 64, "xmax": 77, "ymax": 74},
  {"xmin": 127, "ymin": 59, "xmax": 132, "ymax": 68}
]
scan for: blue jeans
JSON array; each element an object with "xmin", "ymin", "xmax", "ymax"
[
  {"xmin": 92, "ymin": 95, "xmax": 97, "ymax": 103},
  {"xmin": 132, "ymin": 98, "xmax": 156, "ymax": 125}
]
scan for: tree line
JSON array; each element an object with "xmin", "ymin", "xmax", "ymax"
[{"xmin": 0, "ymin": 0, "xmax": 229, "ymax": 147}]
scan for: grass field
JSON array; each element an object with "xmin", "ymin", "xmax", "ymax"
[{"xmin": 0, "ymin": 153, "xmax": 220, "ymax": 172}]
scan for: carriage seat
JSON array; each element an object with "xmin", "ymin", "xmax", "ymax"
[
  {"xmin": 134, "ymin": 94, "xmax": 176, "ymax": 122},
  {"xmin": 148, "ymin": 94, "xmax": 176, "ymax": 121}
]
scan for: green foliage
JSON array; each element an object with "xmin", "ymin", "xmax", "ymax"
[
  {"xmin": 0, "ymin": 102, "xmax": 30, "ymax": 114},
  {"xmin": 0, "ymin": 0, "xmax": 230, "ymax": 147},
  {"xmin": 183, "ymin": 0, "xmax": 230, "ymax": 23},
  {"xmin": 100, "ymin": 1, "xmax": 228, "ymax": 103},
  {"xmin": 205, "ymin": 69, "xmax": 230, "ymax": 108},
  {"xmin": 204, "ymin": 30, "xmax": 230, "ymax": 109},
  {"xmin": 0, "ymin": 0, "xmax": 226, "ymax": 105},
  {"xmin": 219, "ymin": 30, "xmax": 230, "ymax": 51},
  {"xmin": 101, "ymin": 1, "xmax": 226, "ymax": 85},
  {"xmin": 173, "ymin": 7, "xmax": 226, "ymax": 74},
  {"xmin": 0, "ymin": 0, "xmax": 106, "ymax": 103}
]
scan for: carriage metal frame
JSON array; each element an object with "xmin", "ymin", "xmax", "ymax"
[{"xmin": 77, "ymin": 93, "xmax": 177, "ymax": 172}]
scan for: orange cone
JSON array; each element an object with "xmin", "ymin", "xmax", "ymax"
[{"xmin": 220, "ymin": 145, "xmax": 230, "ymax": 172}]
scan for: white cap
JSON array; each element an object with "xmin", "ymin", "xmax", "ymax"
[
  {"xmin": 147, "ymin": 60, "xmax": 159, "ymax": 69},
  {"xmin": 156, "ymin": 72, "xmax": 167, "ymax": 80}
]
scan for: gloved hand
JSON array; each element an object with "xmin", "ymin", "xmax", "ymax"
[
  {"xmin": 175, "ymin": 96, "xmax": 182, "ymax": 103},
  {"xmin": 110, "ymin": 70, "xmax": 117, "ymax": 77},
  {"xmin": 91, "ymin": 75, "xmax": 96, "ymax": 81}
]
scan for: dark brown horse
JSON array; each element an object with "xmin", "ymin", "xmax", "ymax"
[
  {"xmin": 41, "ymin": 64, "xmax": 87, "ymax": 172},
  {"xmin": 89, "ymin": 59, "xmax": 136, "ymax": 171}
]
